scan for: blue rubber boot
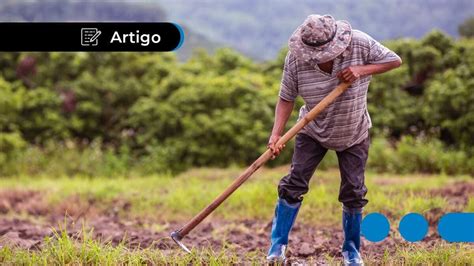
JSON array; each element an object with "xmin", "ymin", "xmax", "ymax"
[
  {"xmin": 267, "ymin": 198, "xmax": 301, "ymax": 263},
  {"xmin": 342, "ymin": 207, "xmax": 364, "ymax": 266}
]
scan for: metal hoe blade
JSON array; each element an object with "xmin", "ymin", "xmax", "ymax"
[
  {"xmin": 168, "ymin": 83, "xmax": 352, "ymax": 255},
  {"xmin": 170, "ymin": 231, "xmax": 191, "ymax": 253}
]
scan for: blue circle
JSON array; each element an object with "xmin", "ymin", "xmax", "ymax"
[
  {"xmin": 361, "ymin": 213, "xmax": 390, "ymax": 242},
  {"xmin": 399, "ymin": 213, "xmax": 428, "ymax": 242}
]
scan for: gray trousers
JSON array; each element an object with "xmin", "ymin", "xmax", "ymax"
[{"xmin": 278, "ymin": 133, "xmax": 369, "ymax": 209}]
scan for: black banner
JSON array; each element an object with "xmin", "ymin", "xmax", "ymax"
[{"xmin": 0, "ymin": 23, "xmax": 184, "ymax": 52}]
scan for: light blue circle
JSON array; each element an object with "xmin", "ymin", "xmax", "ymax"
[
  {"xmin": 399, "ymin": 213, "xmax": 428, "ymax": 242},
  {"xmin": 361, "ymin": 212, "xmax": 390, "ymax": 242}
]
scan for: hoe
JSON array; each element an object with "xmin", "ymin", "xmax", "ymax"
[{"xmin": 171, "ymin": 82, "xmax": 351, "ymax": 253}]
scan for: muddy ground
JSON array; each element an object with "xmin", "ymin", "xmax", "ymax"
[{"xmin": 0, "ymin": 181, "xmax": 473, "ymax": 264}]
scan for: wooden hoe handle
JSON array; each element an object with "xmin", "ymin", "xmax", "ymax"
[{"xmin": 171, "ymin": 82, "xmax": 351, "ymax": 241}]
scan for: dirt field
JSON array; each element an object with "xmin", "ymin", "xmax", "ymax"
[
  {"xmin": 0, "ymin": 217, "xmax": 429, "ymax": 264},
  {"xmin": 0, "ymin": 169, "xmax": 473, "ymax": 264}
]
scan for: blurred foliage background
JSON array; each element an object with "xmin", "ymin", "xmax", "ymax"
[
  {"xmin": 0, "ymin": 1, "xmax": 473, "ymax": 177},
  {"xmin": 1, "ymin": 29, "xmax": 474, "ymax": 176}
]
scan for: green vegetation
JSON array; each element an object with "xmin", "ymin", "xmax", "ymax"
[
  {"xmin": 459, "ymin": 16, "xmax": 474, "ymax": 38},
  {"xmin": 1, "ymin": 2, "xmax": 473, "ymax": 264},
  {"xmin": 1, "ymin": 31, "xmax": 474, "ymax": 176},
  {"xmin": 0, "ymin": 239, "xmax": 251, "ymax": 265},
  {"xmin": 395, "ymin": 244, "xmax": 474, "ymax": 265},
  {"xmin": 1, "ymin": 232, "xmax": 472, "ymax": 265},
  {"xmin": 0, "ymin": 168, "xmax": 473, "ymax": 264},
  {"xmin": 1, "ymin": 168, "xmax": 470, "ymax": 224}
]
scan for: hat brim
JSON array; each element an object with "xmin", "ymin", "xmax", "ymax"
[{"xmin": 288, "ymin": 20, "xmax": 352, "ymax": 64}]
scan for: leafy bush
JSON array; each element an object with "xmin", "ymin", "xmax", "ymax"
[
  {"xmin": 422, "ymin": 40, "xmax": 474, "ymax": 149},
  {"xmin": 1, "ymin": 140, "xmax": 132, "ymax": 177},
  {"xmin": 0, "ymin": 31, "xmax": 474, "ymax": 176},
  {"xmin": 0, "ymin": 132, "xmax": 26, "ymax": 169},
  {"xmin": 366, "ymin": 137, "xmax": 398, "ymax": 173},
  {"xmin": 129, "ymin": 70, "xmax": 273, "ymax": 170},
  {"xmin": 367, "ymin": 136, "xmax": 474, "ymax": 176},
  {"xmin": 459, "ymin": 16, "xmax": 474, "ymax": 38}
]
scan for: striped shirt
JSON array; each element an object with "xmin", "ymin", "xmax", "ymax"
[{"xmin": 279, "ymin": 30, "xmax": 401, "ymax": 151}]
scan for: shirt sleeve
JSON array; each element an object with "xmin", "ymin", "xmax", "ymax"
[
  {"xmin": 278, "ymin": 52, "xmax": 298, "ymax": 102},
  {"xmin": 364, "ymin": 33, "xmax": 401, "ymax": 64}
]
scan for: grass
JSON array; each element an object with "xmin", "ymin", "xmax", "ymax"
[
  {"xmin": 0, "ymin": 167, "xmax": 467, "ymax": 225},
  {"xmin": 1, "ymin": 228, "xmax": 472, "ymax": 265},
  {"xmin": 393, "ymin": 243, "xmax": 474, "ymax": 265},
  {"xmin": 0, "ymin": 223, "xmax": 259, "ymax": 265},
  {"xmin": 0, "ymin": 167, "xmax": 473, "ymax": 264}
]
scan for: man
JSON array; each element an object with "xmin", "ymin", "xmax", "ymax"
[{"xmin": 266, "ymin": 15, "xmax": 401, "ymax": 265}]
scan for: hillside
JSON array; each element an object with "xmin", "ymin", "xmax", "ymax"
[
  {"xmin": 158, "ymin": 0, "xmax": 474, "ymax": 59},
  {"xmin": 2, "ymin": 0, "xmax": 472, "ymax": 60}
]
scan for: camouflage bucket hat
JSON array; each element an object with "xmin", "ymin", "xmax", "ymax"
[{"xmin": 289, "ymin": 14, "xmax": 352, "ymax": 63}]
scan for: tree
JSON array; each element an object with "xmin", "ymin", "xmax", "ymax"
[
  {"xmin": 459, "ymin": 16, "xmax": 474, "ymax": 38},
  {"xmin": 423, "ymin": 40, "xmax": 474, "ymax": 150}
]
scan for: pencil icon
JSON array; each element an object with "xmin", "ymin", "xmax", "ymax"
[
  {"xmin": 90, "ymin": 30, "xmax": 101, "ymax": 43},
  {"xmin": 81, "ymin": 28, "xmax": 102, "ymax": 46}
]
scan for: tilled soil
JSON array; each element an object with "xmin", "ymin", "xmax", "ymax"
[
  {"xmin": 0, "ymin": 181, "xmax": 473, "ymax": 264},
  {"xmin": 0, "ymin": 215, "xmax": 420, "ymax": 264}
]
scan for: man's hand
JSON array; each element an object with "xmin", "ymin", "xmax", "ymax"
[
  {"xmin": 337, "ymin": 66, "xmax": 365, "ymax": 83},
  {"xmin": 337, "ymin": 61, "xmax": 403, "ymax": 83},
  {"xmin": 268, "ymin": 134, "xmax": 285, "ymax": 160},
  {"xmin": 268, "ymin": 98, "xmax": 294, "ymax": 160}
]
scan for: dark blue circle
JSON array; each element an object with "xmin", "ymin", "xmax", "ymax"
[
  {"xmin": 399, "ymin": 213, "xmax": 428, "ymax": 242},
  {"xmin": 361, "ymin": 212, "xmax": 390, "ymax": 242}
]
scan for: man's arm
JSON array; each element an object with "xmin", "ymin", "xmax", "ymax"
[
  {"xmin": 268, "ymin": 97, "xmax": 294, "ymax": 158},
  {"xmin": 339, "ymin": 32, "xmax": 403, "ymax": 82},
  {"xmin": 337, "ymin": 59, "xmax": 402, "ymax": 83}
]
